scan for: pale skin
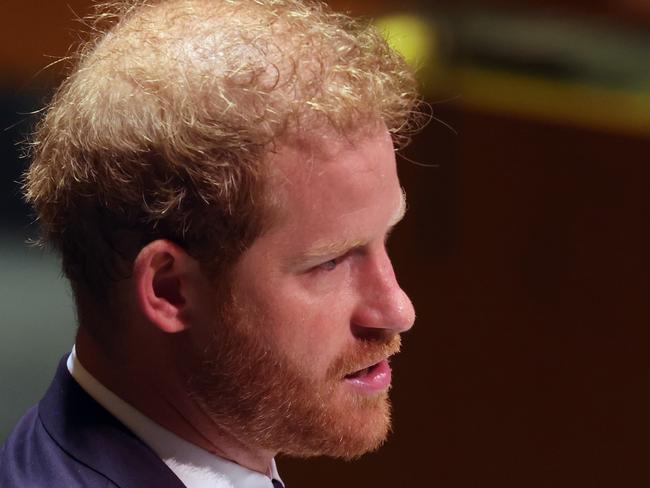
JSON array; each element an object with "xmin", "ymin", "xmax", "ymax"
[{"xmin": 76, "ymin": 124, "xmax": 415, "ymax": 474}]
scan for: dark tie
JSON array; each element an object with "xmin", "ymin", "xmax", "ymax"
[{"xmin": 272, "ymin": 480, "xmax": 285, "ymax": 488}]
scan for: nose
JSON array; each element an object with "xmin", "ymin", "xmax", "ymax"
[{"xmin": 352, "ymin": 248, "xmax": 416, "ymax": 336}]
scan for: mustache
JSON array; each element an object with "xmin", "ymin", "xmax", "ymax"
[{"xmin": 327, "ymin": 334, "xmax": 402, "ymax": 380}]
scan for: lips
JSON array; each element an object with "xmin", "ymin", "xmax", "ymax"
[
  {"xmin": 345, "ymin": 361, "xmax": 381, "ymax": 379},
  {"xmin": 343, "ymin": 358, "xmax": 392, "ymax": 394}
]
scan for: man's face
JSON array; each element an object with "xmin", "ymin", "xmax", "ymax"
[{"xmin": 188, "ymin": 126, "xmax": 415, "ymax": 458}]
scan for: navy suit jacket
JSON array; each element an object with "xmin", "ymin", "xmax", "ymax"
[{"xmin": 0, "ymin": 357, "xmax": 185, "ymax": 487}]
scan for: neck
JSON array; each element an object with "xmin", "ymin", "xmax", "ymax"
[{"xmin": 75, "ymin": 326, "xmax": 276, "ymax": 474}]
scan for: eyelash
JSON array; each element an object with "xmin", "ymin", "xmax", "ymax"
[
  {"xmin": 311, "ymin": 240, "xmax": 390, "ymax": 274},
  {"xmin": 317, "ymin": 255, "xmax": 345, "ymax": 272}
]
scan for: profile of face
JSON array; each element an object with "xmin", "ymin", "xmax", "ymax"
[{"xmin": 186, "ymin": 126, "xmax": 415, "ymax": 459}]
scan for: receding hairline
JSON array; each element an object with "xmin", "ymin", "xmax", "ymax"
[{"xmin": 78, "ymin": 0, "xmax": 418, "ymax": 137}]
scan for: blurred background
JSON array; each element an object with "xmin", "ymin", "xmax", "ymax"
[{"xmin": 2, "ymin": 0, "xmax": 649, "ymax": 486}]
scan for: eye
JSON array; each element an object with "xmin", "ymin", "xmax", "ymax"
[
  {"xmin": 316, "ymin": 254, "xmax": 347, "ymax": 272},
  {"xmin": 319, "ymin": 257, "xmax": 340, "ymax": 271}
]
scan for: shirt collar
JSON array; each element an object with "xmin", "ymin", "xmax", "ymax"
[{"xmin": 67, "ymin": 347, "xmax": 283, "ymax": 488}]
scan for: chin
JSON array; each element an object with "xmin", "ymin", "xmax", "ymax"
[{"xmin": 282, "ymin": 392, "xmax": 393, "ymax": 460}]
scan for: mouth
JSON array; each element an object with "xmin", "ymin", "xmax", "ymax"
[
  {"xmin": 343, "ymin": 358, "xmax": 393, "ymax": 394},
  {"xmin": 345, "ymin": 361, "xmax": 382, "ymax": 379}
]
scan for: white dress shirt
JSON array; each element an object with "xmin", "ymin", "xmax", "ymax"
[{"xmin": 67, "ymin": 347, "xmax": 283, "ymax": 488}]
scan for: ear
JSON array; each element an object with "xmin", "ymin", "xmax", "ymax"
[{"xmin": 132, "ymin": 239, "xmax": 203, "ymax": 333}]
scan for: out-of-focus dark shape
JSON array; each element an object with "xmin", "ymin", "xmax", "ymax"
[{"xmin": 376, "ymin": 4, "xmax": 650, "ymax": 136}]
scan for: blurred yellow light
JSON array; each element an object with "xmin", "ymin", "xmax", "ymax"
[{"xmin": 374, "ymin": 14, "xmax": 437, "ymax": 70}]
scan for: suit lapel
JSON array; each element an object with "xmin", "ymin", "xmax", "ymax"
[{"xmin": 39, "ymin": 357, "xmax": 186, "ymax": 488}]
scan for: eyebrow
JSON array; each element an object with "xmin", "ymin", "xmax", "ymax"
[{"xmin": 295, "ymin": 189, "xmax": 408, "ymax": 266}]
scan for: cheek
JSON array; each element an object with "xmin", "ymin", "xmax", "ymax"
[
  {"xmin": 266, "ymin": 293, "xmax": 356, "ymax": 375},
  {"xmin": 235, "ymin": 260, "xmax": 360, "ymax": 373}
]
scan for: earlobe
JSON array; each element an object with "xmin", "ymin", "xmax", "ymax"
[{"xmin": 133, "ymin": 240, "xmax": 194, "ymax": 333}]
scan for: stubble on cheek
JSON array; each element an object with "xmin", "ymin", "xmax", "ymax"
[{"xmin": 185, "ymin": 294, "xmax": 403, "ymax": 460}]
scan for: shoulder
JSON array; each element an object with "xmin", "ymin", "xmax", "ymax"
[{"xmin": 0, "ymin": 405, "xmax": 115, "ymax": 488}]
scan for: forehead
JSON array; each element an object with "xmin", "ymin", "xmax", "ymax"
[
  {"xmin": 262, "ymin": 126, "xmax": 402, "ymax": 239},
  {"xmin": 269, "ymin": 127, "xmax": 397, "ymax": 200}
]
